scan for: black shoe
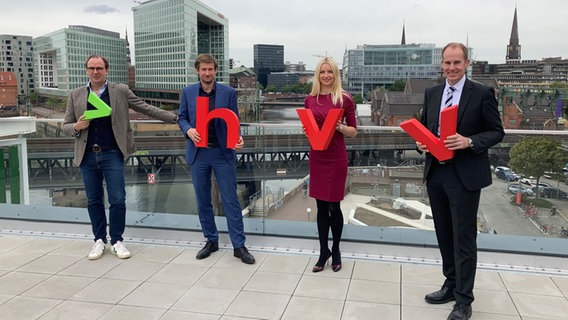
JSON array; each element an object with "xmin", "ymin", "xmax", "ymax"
[
  {"xmin": 447, "ymin": 304, "xmax": 472, "ymax": 320},
  {"xmin": 234, "ymin": 246, "xmax": 255, "ymax": 264},
  {"xmin": 331, "ymin": 249, "xmax": 341, "ymax": 272},
  {"xmin": 196, "ymin": 241, "xmax": 218, "ymax": 260},
  {"xmin": 424, "ymin": 287, "xmax": 455, "ymax": 304},
  {"xmin": 312, "ymin": 249, "xmax": 332, "ymax": 273}
]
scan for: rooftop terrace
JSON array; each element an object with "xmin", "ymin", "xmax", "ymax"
[
  {"xmin": 1, "ymin": 119, "xmax": 568, "ymax": 319},
  {"xmin": 0, "ymin": 219, "xmax": 567, "ymax": 320}
]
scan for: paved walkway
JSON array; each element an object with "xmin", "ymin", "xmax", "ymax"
[
  {"xmin": 265, "ymin": 183, "xmax": 371, "ymax": 223},
  {"xmin": 0, "ymin": 220, "xmax": 567, "ymax": 320}
]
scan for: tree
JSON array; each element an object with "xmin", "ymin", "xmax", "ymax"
[
  {"xmin": 550, "ymin": 82, "xmax": 568, "ymax": 89},
  {"xmin": 279, "ymin": 83, "xmax": 312, "ymax": 94},
  {"xmin": 29, "ymin": 93, "xmax": 38, "ymax": 104},
  {"xmin": 537, "ymin": 90, "xmax": 546, "ymax": 109},
  {"xmin": 522, "ymin": 89, "xmax": 533, "ymax": 108},
  {"xmin": 353, "ymin": 94, "xmax": 363, "ymax": 104},
  {"xmin": 389, "ymin": 79, "xmax": 406, "ymax": 91},
  {"xmin": 46, "ymin": 97, "xmax": 60, "ymax": 109},
  {"xmin": 509, "ymin": 137, "xmax": 568, "ymax": 197}
]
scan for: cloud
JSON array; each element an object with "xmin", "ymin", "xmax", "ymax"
[{"xmin": 84, "ymin": 5, "xmax": 119, "ymax": 14}]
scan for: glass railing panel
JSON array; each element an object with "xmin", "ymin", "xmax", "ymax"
[{"xmin": 2, "ymin": 119, "xmax": 568, "ymax": 258}]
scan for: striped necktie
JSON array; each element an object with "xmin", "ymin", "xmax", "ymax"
[
  {"xmin": 444, "ymin": 86, "xmax": 456, "ymax": 109},
  {"xmin": 438, "ymin": 86, "xmax": 456, "ymax": 136}
]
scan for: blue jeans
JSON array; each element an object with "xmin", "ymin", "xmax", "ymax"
[
  {"xmin": 80, "ymin": 149, "xmax": 126, "ymax": 245},
  {"xmin": 191, "ymin": 147, "xmax": 246, "ymax": 248}
]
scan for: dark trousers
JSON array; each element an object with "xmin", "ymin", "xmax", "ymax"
[
  {"xmin": 426, "ymin": 162, "xmax": 480, "ymax": 305},
  {"xmin": 190, "ymin": 147, "xmax": 245, "ymax": 248},
  {"xmin": 80, "ymin": 149, "xmax": 126, "ymax": 245}
]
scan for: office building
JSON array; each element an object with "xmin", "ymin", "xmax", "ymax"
[
  {"xmin": 0, "ymin": 34, "xmax": 34, "ymax": 96},
  {"xmin": 132, "ymin": 0, "xmax": 229, "ymax": 105},
  {"xmin": 267, "ymin": 71, "xmax": 313, "ymax": 90},
  {"xmin": 33, "ymin": 25, "xmax": 127, "ymax": 98},
  {"xmin": 284, "ymin": 61, "xmax": 306, "ymax": 72},
  {"xmin": 343, "ymin": 43, "xmax": 443, "ymax": 97},
  {"xmin": 254, "ymin": 44, "xmax": 284, "ymax": 88}
]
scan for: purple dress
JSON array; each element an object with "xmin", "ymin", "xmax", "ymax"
[{"xmin": 305, "ymin": 92, "xmax": 357, "ymax": 202}]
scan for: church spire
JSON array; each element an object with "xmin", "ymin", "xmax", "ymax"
[
  {"xmin": 125, "ymin": 27, "xmax": 132, "ymax": 66},
  {"xmin": 506, "ymin": 5, "xmax": 521, "ymax": 62},
  {"xmin": 401, "ymin": 21, "xmax": 406, "ymax": 45}
]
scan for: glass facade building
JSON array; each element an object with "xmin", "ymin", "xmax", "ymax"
[
  {"xmin": 254, "ymin": 44, "xmax": 285, "ymax": 88},
  {"xmin": 0, "ymin": 35, "xmax": 34, "ymax": 95},
  {"xmin": 32, "ymin": 26, "xmax": 127, "ymax": 97},
  {"xmin": 132, "ymin": 0, "xmax": 229, "ymax": 95},
  {"xmin": 343, "ymin": 44, "xmax": 443, "ymax": 97}
]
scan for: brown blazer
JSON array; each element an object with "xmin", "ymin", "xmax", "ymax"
[{"xmin": 63, "ymin": 81, "xmax": 176, "ymax": 166}]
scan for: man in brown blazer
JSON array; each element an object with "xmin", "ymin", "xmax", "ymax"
[{"xmin": 64, "ymin": 54, "xmax": 177, "ymax": 260}]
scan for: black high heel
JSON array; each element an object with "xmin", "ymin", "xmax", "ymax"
[
  {"xmin": 331, "ymin": 250, "xmax": 341, "ymax": 272},
  {"xmin": 312, "ymin": 249, "xmax": 332, "ymax": 273}
]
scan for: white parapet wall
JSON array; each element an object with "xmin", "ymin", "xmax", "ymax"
[
  {"xmin": 0, "ymin": 116, "xmax": 36, "ymax": 137},
  {"xmin": 0, "ymin": 116, "xmax": 36, "ymax": 205}
]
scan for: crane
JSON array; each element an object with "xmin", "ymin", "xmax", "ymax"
[{"xmin": 312, "ymin": 52, "xmax": 328, "ymax": 59}]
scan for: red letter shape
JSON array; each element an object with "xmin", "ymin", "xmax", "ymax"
[
  {"xmin": 399, "ymin": 105, "xmax": 458, "ymax": 161},
  {"xmin": 439, "ymin": 105, "xmax": 458, "ymax": 142},
  {"xmin": 297, "ymin": 108, "xmax": 344, "ymax": 150},
  {"xmin": 195, "ymin": 96, "xmax": 240, "ymax": 148}
]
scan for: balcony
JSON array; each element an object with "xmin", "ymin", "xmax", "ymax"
[{"xmin": 0, "ymin": 120, "xmax": 567, "ymax": 319}]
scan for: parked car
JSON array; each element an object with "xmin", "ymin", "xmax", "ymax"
[
  {"xmin": 494, "ymin": 166, "xmax": 510, "ymax": 174},
  {"xmin": 495, "ymin": 167, "xmax": 519, "ymax": 181},
  {"xmin": 507, "ymin": 184, "xmax": 534, "ymax": 196},
  {"xmin": 539, "ymin": 187, "xmax": 568, "ymax": 200},
  {"xmin": 530, "ymin": 182, "xmax": 553, "ymax": 192},
  {"xmin": 519, "ymin": 177, "xmax": 537, "ymax": 187}
]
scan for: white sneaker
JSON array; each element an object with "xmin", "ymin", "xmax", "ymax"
[
  {"xmin": 112, "ymin": 241, "xmax": 131, "ymax": 259},
  {"xmin": 88, "ymin": 239, "xmax": 106, "ymax": 260}
]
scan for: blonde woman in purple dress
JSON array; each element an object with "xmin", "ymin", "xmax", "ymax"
[{"xmin": 304, "ymin": 57, "xmax": 357, "ymax": 272}]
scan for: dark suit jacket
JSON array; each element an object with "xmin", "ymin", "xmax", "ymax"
[
  {"xmin": 420, "ymin": 78, "xmax": 504, "ymax": 191},
  {"xmin": 64, "ymin": 81, "xmax": 177, "ymax": 166},
  {"xmin": 177, "ymin": 82, "xmax": 239, "ymax": 165}
]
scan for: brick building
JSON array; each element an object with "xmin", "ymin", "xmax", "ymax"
[
  {"xmin": 0, "ymin": 71, "xmax": 18, "ymax": 116},
  {"xmin": 0, "ymin": 71, "xmax": 18, "ymax": 106}
]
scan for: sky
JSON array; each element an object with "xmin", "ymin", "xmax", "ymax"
[{"xmin": 2, "ymin": 0, "xmax": 567, "ymax": 69}]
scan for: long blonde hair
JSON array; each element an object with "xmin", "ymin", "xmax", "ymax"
[{"xmin": 310, "ymin": 57, "xmax": 344, "ymax": 106}]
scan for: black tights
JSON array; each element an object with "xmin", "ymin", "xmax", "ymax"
[{"xmin": 316, "ymin": 199, "xmax": 343, "ymax": 264}]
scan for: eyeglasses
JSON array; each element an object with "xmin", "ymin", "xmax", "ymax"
[{"xmin": 87, "ymin": 67, "xmax": 105, "ymax": 72}]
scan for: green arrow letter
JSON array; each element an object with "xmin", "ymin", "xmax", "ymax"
[{"xmin": 83, "ymin": 92, "xmax": 112, "ymax": 120}]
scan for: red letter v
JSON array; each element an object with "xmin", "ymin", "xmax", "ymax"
[{"xmin": 297, "ymin": 108, "xmax": 344, "ymax": 150}]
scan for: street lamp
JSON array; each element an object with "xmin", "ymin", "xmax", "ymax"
[{"xmin": 306, "ymin": 207, "xmax": 311, "ymax": 221}]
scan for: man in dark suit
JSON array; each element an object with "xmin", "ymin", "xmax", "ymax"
[
  {"xmin": 64, "ymin": 55, "xmax": 177, "ymax": 260},
  {"xmin": 177, "ymin": 53, "xmax": 255, "ymax": 264},
  {"xmin": 417, "ymin": 43, "xmax": 504, "ymax": 320}
]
